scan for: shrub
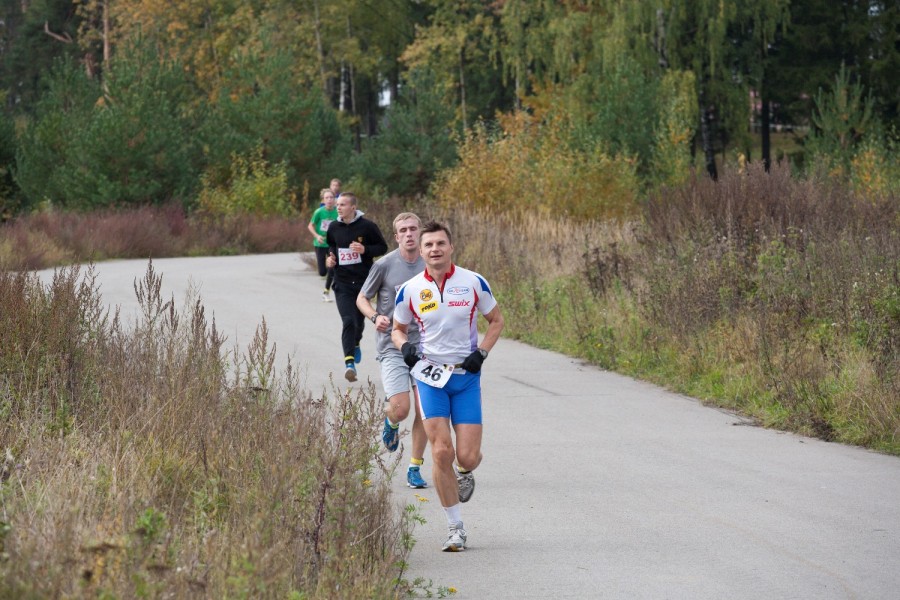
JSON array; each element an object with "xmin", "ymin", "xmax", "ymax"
[
  {"xmin": 431, "ymin": 111, "xmax": 640, "ymax": 220},
  {"xmin": 849, "ymin": 135, "xmax": 900, "ymax": 199},
  {"xmin": 197, "ymin": 147, "xmax": 295, "ymax": 218},
  {"xmin": 652, "ymin": 70, "xmax": 698, "ymax": 187},
  {"xmin": 805, "ymin": 64, "xmax": 876, "ymax": 178}
]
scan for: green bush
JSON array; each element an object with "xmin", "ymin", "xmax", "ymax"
[
  {"xmin": 805, "ymin": 64, "xmax": 876, "ymax": 178},
  {"xmin": 652, "ymin": 70, "xmax": 698, "ymax": 187},
  {"xmin": 198, "ymin": 147, "xmax": 294, "ymax": 217},
  {"xmin": 432, "ymin": 112, "xmax": 640, "ymax": 220}
]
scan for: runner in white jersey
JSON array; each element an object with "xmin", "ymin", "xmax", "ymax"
[
  {"xmin": 356, "ymin": 212, "xmax": 429, "ymax": 489},
  {"xmin": 392, "ymin": 221, "xmax": 504, "ymax": 552}
]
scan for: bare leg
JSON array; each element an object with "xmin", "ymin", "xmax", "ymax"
[
  {"xmin": 452, "ymin": 423, "xmax": 483, "ymax": 472},
  {"xmin": 386, "ymin": 387, "xmax": 427, "ymax": 462},
  {"xmin": 424, "ymin": 417, "xmax": 458, "ymax": 508},
  {"xmin": 410, "ymin": 384, "xmax": 427, "ymax": 461},
  {"xmin": 385, "ymin": 391, "xmax": 411, "ymax": 424}
]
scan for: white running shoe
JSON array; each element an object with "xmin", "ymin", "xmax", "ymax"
[
  {"xmin": 442, "ymin": 522, "xmax": 467, "ymax": 552},
  {"xmin": 321, "ymin": 291, "xmax": 332, "ymax": 302}
]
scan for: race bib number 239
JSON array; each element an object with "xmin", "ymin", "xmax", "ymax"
[{"xmin": 338, "ymin": 248, "xmax": 362, "ymax": 265}]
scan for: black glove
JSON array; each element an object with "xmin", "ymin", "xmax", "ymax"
[
  {"xmin": 401, "ymin": 342, "xmax": 419, "ymax": 368},
  {"xmin": 460, "ymin": 350, "xmax": 486, "ymax": 374}
]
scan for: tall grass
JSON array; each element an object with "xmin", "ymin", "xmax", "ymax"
[
  {"xmin": 0, "ymin": 263, "xmax": 413, "ymax": 598},
  {"xmin": 438, "ymin": 162, "xmax": 899, "ymax": 454},
  {"xmin": 0, "ymin": 204, "xmax": 310, "ymax": 271}
]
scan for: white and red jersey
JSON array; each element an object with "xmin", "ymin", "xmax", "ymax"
[{"xmin": 394, "ymin": 264, "xmax": 498, "ymax": 365}]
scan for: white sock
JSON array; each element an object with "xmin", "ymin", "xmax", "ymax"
[{"xmin": 444, "ymin": 503, "xmax": 462, "ymax": 527}]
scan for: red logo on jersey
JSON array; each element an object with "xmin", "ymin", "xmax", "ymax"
[{"xmin": 448, "ymin": 300, "xmax": 471, "ymax": 307}]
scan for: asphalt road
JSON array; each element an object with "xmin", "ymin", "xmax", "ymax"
[{"xmin": 39, "ymin": 253, "xmax": 900, "ymax": 599}]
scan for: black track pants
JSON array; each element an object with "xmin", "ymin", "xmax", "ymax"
[{"xmin": 333, "ymin": 282, "xmax": 364, "ymax": 359}]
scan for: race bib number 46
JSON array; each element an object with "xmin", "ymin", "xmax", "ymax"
[
  {"xmin": 411, "ymin": 359, "xmax": 455, "ymax": 388},
  {"xmin": 338, "ymin": 248, "xmax": 362, "ymax": 265}
]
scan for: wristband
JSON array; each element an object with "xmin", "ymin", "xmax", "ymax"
[{"xmin": 370, "ymin": 314, "xmax": 378, "ymax": 324}]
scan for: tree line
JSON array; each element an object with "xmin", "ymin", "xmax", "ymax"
[{"xmin": 1, "ymin": 0, "xmax": 897, "ymax": 217}]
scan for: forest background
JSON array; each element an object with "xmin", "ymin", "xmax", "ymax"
[
  {"xmin": 1, "ymin": 0, "xmax": 898, "ymax": 213},
  {"xmin": 0, "ymin": 1, "xmax": 898, "ymax": 596}
]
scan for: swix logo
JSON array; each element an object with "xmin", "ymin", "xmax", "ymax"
[{"xmin": 448, "ymin": 300, "xmax": 471, "ymax": 307}]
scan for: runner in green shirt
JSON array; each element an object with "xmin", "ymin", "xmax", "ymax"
[{"xmin": 308, "ymin": 188, "xmax": 338, "ymax": 302}]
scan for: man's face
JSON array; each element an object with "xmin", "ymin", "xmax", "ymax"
[
  {"xmin": 394, "ymin": 218, "xmax": 420, "ymax": 252},
  {"xmin": 336, "ymin": 197, "xmax": 355, "ymax": 220},
  {"xmin": 420, "ymin": 230, "xmax": 453, "ymax": 269},
  {"xmin": 322, "ymin": 191, "xmax": 335, "ymax": 209},
  {"xmin": 330, "ymin": 181, "xmax": 341, "ymax": 195}
]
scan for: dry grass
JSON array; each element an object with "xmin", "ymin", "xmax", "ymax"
[
  {"xmin": 0, "ymin": 204, "xmax": 312, "ymax": 270},
  {"xmin": 429, "ymin": 161, "xmax": 899, "ymax": 454},
  {"xmin": 0, "ymin": 263, "xmax": 413, "ymax": 598}
]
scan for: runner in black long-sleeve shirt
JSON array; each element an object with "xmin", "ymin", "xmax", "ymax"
[{"xmin": 325, "ymin": 192, "xmax": 388, "ymax": 381}]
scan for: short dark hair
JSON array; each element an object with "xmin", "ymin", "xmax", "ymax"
[
  {"xmin": 339, "ymin": 192, "xmax": 357, "ymax": 206},
  {"xmin": 420, "ymin": 220, "xmax": 452, "ymax": 245}
]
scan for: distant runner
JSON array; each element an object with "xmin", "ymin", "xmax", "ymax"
[
  {"xmin": 325, "ymin": 192, "xmax": 388, "ymax": 382},
  {"xmin": 329, "ymin": 178, "xmax": 342, "ymax": 201},
  {"xmin": 356, "ymin": 212, "xmax": 429, "ymax": 489},
  {"xmin": 392, "ymin": 221, "xmax": 504, "ymax": 552},
  {"xmin": 307, "ymin": 188, "xmax": 337, "ymax": 302}
]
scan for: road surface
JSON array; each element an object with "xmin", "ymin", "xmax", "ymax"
[{"xmin": 39, "ymin": 253, "xmax": 900, "ymax": 599}]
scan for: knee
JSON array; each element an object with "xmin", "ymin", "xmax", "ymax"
[
  {"xmin": 390, "ymin": 402, "xmax": 410, "ymax": 421},
  {"xmin": 430, "ymin": 441, "xmax": 455, "ymax": 467},
  {"xmin": 456, "ymin": 448, "xmax": 481, "ymax": 471}
]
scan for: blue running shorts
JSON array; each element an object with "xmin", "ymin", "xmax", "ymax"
[{"xmin": 416, "ymin": 371, "xmax": 482, "ymax": 425}]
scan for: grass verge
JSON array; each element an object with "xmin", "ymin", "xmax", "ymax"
[
  {"xmin": 0, "ymin": 263, "xmax": 421, "ymax": 598},
  {"xmin": 440, "ymin": 162, "xmax": 899, "ymax": 455}
]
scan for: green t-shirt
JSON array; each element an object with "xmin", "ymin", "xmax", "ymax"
[{"xmin": 310, "ymin": 206, "xmax": 338, "ymax": 248}]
